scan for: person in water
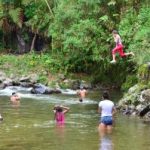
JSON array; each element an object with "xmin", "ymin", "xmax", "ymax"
[
  {"xmin": 10, "ymin": 92, "xmax": 21, "ymax": 105},
  {"xmin": 77, "ymin": 87, "xmax": 87, "ymax": 102},
  {"xmin": 98, "ymin": 91, "xmax": 116, "ymax": 135},
  {"xmin": 110, "ymin": 30, "xmax": 134, "ymax": 63},
  {"xmin": 53, "ymin": 105, "xmax": 70, "ymax": 124}
]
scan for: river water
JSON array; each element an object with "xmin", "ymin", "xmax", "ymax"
[{"xmin": 0, "ymin": 86, "xmax": 150, "ymax": 150}]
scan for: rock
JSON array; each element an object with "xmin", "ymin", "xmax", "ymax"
[
  {"xmin": 0, "ymin": 83, "xmax": 5, "ymax": 89},
  {"xmin": 71, "ymin": 80, "xmax": 81, "ymax": 90},
  {"xmin": 31, "ymin": 83, "xmax": 61, "ymax": 94},
  {"xmin": 20, "ymin": 76, "xmax": 30, "ymax": 82},
  {"xmin": 141, "ymin": 89, "xmax": 150, "ymax": 102},
  {"xmin": 139, "ymin": 105, "xmax": 150, "ymax": 117},
  {"xmin": 12, "ymin": 80, "xmax": 20, "ymax": 86},
  {"xmin": 128, "ymin": 84, "xmax": 139, "ymax": 94},
  {"xmin": 136, "ymin": 104, "xmax": 144, "ymax": 112},
  {"xmin": 0, "ymin": 76, "xmax": 6, "ymax": 83},
  {"xmin": 81, "ymin": 82, "xmax": 92, "ymax": 89},
  {"xmin": 29, "ymin": 74, "xmax": 39, "ymax": 83},
  {"xmin": 3, "ymin": 78, "xmax": 13, "ymax": 86},
  {"xmin": 20, "ymin": 82, "xmax": 34, "ymax": 87}
]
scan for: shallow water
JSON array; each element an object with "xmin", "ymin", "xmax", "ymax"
[{"xmin": 0, "ymin": 87, "xmax": 150, "ymax": 150}]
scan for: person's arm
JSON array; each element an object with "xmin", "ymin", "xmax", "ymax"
[
  {"xmin": 116, "ymin": 35, "xmax": 121, "ymax": 45},
  {"xmin": 98, "ymin": 101, "xmax": 102, "ymax": 114},
  {"xmin": 61, "ymin": 105, "xmax": 70, "ymax": 114}
]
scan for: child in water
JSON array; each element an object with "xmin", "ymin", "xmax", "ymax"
[
  {"xmin": 110, "ymin": 30, "xmax": 134, "ymax": 63},
  {"xmin": 53, "ymin": 105, "xmax": 70, "ymax": 124}
]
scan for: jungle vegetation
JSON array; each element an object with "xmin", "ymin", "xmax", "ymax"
[{"xmin": 0, "ymin": 0, "xmax": 149, "ymax": 88}]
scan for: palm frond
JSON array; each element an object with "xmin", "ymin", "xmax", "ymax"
[{"xmin": 9, "ymin": 8, "xmax": 23, "ymax": 28}]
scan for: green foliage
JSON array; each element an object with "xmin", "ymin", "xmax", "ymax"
[
  {"xmin": 138, "ymin": 64, "xmax": 150, "ymax": 83},
  {"xmin": 121, "ymin": 75, "xmax": 138, "ymax": 91},
  {"xmin": 25, "ymin": 1, "xmax": 52, "ymax": 34},
  {"xmin": 37, "ymin": 75, "xmax": 48, "ymax": 84},
  {"xmin": 119, "ymin": 5, "xmax": 150, "ymax": 65},
  {"xmin": 0, "ymin": 0, "xmax": 149, "ymax": 87},
  {"xmin": 9, "ymin": 8, "xmax": 23, "ymax": 28}
]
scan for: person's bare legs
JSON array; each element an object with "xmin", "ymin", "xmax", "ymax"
[
  {"xmin": 110, "ymin": 54, "xmax": 116, "ymax": 63},
  {"xmin": 107, "ymin": 125, "xmax": 113, "ymax": 134},
  {"xmin": 99, "ymin": 123, "xmax": 107, "ymax": 137},
  {"xmin": 125, "ymin": 52, "xmax": 135, "ymax": 56}
]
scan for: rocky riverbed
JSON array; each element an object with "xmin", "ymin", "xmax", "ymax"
[{"xmin": 0, "ymin": 71, "xmax": 93, "ymax": 94}]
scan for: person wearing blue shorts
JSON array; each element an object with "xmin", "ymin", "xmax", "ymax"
[{"xmin": 98, "ymin": 91, "xmax": 116, "ymax": 135}]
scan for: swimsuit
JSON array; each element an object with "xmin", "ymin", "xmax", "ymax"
[{"xmin": 55, "ymin": 112, "xmax": 65, "ymax": 124}]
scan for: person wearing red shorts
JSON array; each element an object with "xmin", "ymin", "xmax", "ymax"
[{"xmin": 110, "ymin": 30, "xmax": 134, "ymax": 63}]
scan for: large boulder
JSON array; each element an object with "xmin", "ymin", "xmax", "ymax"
[{"xmin": 31, "ymin": 83, "xmax": 61, "ymax": 94}]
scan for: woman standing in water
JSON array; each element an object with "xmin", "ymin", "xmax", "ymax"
[{"xmin": 98, "ymin": 91, "xmax": 116, "ymax": 135}]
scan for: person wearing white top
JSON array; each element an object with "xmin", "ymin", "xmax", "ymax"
[{"xmin": 98, "ymin": 91, "xmax": 116, "ymax": 135}]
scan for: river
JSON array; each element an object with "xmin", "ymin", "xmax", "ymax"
[{"xmin": 0, "ymin": 86, "xmax": 149, "ymax": 150}]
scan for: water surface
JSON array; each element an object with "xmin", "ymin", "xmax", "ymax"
[{"xmin": 0, "ymin": 87, "xmax": 149, "ymax": 150}]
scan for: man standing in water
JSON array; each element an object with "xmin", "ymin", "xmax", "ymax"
[
  {"xmin": 110, "ymin": 30, "xmax": 134, "ymax": 63},
  {"xmin": 10, "ymin": 92, "xmax": 21, "ymax": 106},
  {"xmin": 98, "ymin": 91, "xmax": 116, "ymax": 135},
  {"xmin": 77, "ymin": 87, "xmax": 87, "ymax": 102}
]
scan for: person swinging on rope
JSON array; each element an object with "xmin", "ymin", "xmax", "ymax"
[{"xmin": 110, "ymin": 30, "xmax": 134, "ymax": 64}]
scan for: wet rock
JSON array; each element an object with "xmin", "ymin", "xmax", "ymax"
[
  {"xmin": 139, "ymin": 105, "xmax": 150, "ymax": 117},
  {"xmin": 31, "ymin": 83, "xmax": 61, "ymax": 94},
  {"xmin": 20, "ymin": 82, "xmax": 34, "ymax": 87}
]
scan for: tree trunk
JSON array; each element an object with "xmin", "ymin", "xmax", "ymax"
[{"xmin": 30, "ymin": 33, "xmax": 37, "ymax": 52}]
